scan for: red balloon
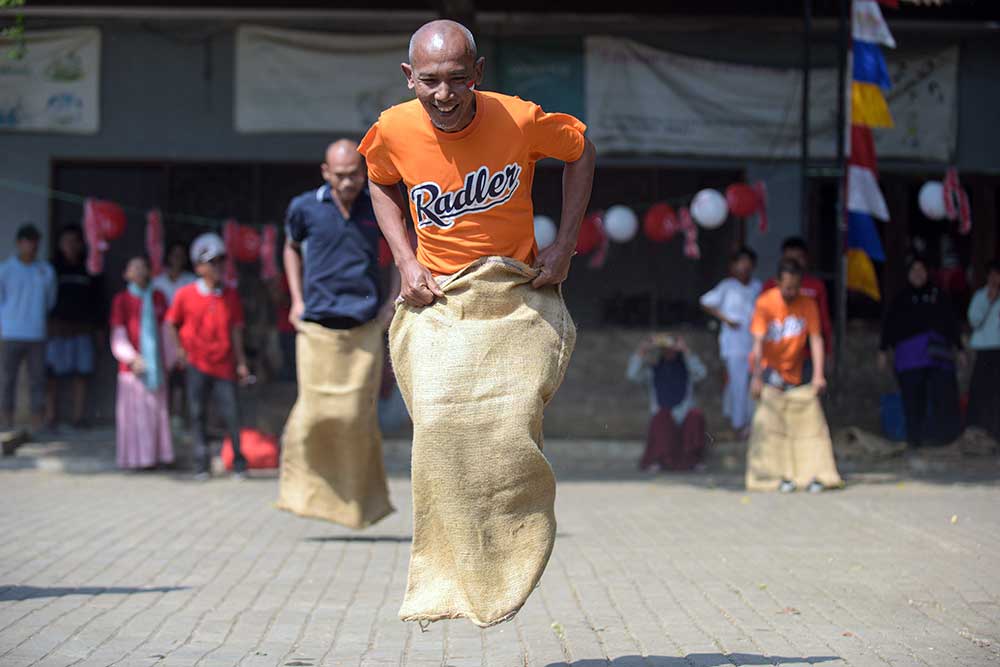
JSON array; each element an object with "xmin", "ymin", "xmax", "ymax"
[
  {"xmin": 93, "ymin": 200, "xmax": 126, "ymax": 241},
  {"xmin": 234, "ymin": 225, "xmax": 261, "ymax": 263},
  {"xmin": 576, "ymin": 211, "xmax": 604, "ymax": 255},
  {"xmin": 378, "ymin": 238, "xmax": 393, "ymax": 268},
  {"xmin": 725, "ymin": 183, "xmax": 759, "ymax": 218},
  {"xmin": 642, "ymin": 203, "xmax": 679, "ymax": 243}
]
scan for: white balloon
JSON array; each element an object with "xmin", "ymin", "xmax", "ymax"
[
  {"xmin": 691, "ymin": 189, "xmax": 729, "ymax": 229},
  {"xmin": 918, "ymin": 181, "xmax": 947, "ymax": 220},
  {"xmin": 603, "ymin": 205, "xmax": 638, "ymax": 243},
  {"xmin": 533, "ymin": 215, "xmax": 557, "ymax": 249}
]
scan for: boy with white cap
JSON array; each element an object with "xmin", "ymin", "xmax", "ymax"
[{"xmin": 165, "ymin": 232, "xmax": 249, "ymax": 480}]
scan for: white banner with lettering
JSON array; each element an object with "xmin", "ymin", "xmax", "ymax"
[
  {"xmin": 585, "ymin": 37, "xmax": 957, "ymax": 161},
  {"xmin": 235, "ymin": 26, "xmax": 411, "ymax": 133},
  {"xmin": 0, "ymin": 28, "xmax": 101, "ymax": 134}
]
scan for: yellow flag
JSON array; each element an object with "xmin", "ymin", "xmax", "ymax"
[
  {"xmin": 851, "ymin": 82, "xmax": 894, "ymax": 128},
  {"xmin": 847, "ymin": 248, "xmax": 881, "ymax": 301}
]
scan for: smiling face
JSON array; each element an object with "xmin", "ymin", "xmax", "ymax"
[{"xmin": 402, "ymin": 21, "xmax": 484, "ymax": 133}]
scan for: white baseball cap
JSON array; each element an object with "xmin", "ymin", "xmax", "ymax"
[{"xmin": 190, "ymin": 232, "xmax": 226, "ymax": 264}]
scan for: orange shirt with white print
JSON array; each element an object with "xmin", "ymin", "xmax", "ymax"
[
  {"xmin": 750, "ymin": 287, "xmax": 821, "ymax": 386},
  {"xmin": 358, "ymin": 90, "xmax": 587, "ymax": 276}
]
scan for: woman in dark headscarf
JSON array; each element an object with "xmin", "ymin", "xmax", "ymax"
[{"xmin": 878, "ymin": 255, "xmax": 966, "ymax": 448}]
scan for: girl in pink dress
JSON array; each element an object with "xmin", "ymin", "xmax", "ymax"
[{"xmin": 110, "ymin": 256, "xmax": 174, "ymax": 469}]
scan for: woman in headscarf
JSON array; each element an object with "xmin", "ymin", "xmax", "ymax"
[
  {"xmin": 109, "ymin": 256, "xmax": 174, "ymax": 469},
  {"xmin": 879, "ymin": 255, "xmax": 965, "ymax": 449}
]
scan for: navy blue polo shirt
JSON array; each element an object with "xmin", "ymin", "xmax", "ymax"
[{"xmin": 285, "ymin": 185, "xmax": 383, "ymax": 324}]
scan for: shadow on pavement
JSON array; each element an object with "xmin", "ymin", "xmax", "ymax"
[
  {"xmin": 0, "ymin": 585, "xmax": 188, "ymax": 601},
  {"xmin": 304, "ymin": 535, "xmax": 412, "ymax": 543},
  {"xmin": 545, "ymin": 655, "xmax": 841, "ymax": 666}
]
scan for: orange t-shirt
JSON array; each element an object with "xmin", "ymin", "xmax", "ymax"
[
  {"xmin": 357, "ymin": 91, "xmax": 587, "ymax": 276},
  {"xmin": 750, "ymin": 287, "xmax": 821, "ymax": 385}
]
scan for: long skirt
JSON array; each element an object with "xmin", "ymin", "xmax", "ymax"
[
  {"xmin": 116, "ymin": 372, "xmax": 173, "ymax": 469},
  {"xmin": 640, "ymin": 408, "xmax": 706, "ymax": 471}
]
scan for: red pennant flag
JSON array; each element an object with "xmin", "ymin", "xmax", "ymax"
[
  {"xmin": 849, "ymin": 125, "xmax": 879, "ymax": 176},
  {"xmin": 752, "ymin": 181, "xmax": 769, "ymax": 233},
  {"xmin": 145, "ymin": 209, "xmax": 164, "ymax": 277},
  {"xmin": 222, "ymin": 219, "xmax": 240, "ymax": 288},
  {"xmin": 680, "ymin": 207, "xmax": 700, "ymax": 259},
  {"xmin": 83, "ymin": 199, "xmax": 109, "ymax": 276},
  {"xmin": 259, "ymin": 224, "xmax": 279, "ymax": 280}
]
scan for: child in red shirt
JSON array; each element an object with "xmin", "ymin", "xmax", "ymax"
[{"xmin": 165, "ymin": 233, "xmax": 250, "ymax": 480}]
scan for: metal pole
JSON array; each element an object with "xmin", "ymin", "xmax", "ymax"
[
  {"xmin": 800, "ymin": 0, "xmax": 812, "ymax": 235},
  {"xmin": 834, "ymin": 0, "xmax": 850, "ymax": 393}
]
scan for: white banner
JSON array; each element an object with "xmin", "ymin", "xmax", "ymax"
[
  {"xmin": 585, "ymin": 37, "xmax": 957, "ymax": 161},
  {"xmin": 235, "ymin": 26, "xmax": 411, "ymax": 134},
  {"xmin": 0, "ymin": 28, "xmax": 101, "ymax": 134}
]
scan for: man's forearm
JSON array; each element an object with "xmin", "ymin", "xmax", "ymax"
[
  {"xmin": 283, "ymin": 242, "xmax": 304, "ymax": 305},
  {"xmin": 554, "ymin": 139, "xmax": 596, "ymax": 251},
  {"xmin": 810, "ymin": 334, "xmax": 825, "ymax": 380},
  {"xmin": 750, "ymin": 338, "xmax": 764, "ymax": 378},
  {"xmin": 370, "ymin": 180, "xmax": 418, "ymax": 267}
]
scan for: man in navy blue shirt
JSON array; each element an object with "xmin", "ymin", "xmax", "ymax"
[{"xmin": 276, "ymin": 139, "xmax": 398, "ymax": 528}]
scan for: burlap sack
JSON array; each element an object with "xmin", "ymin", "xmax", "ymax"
[
  {"xmin": 277, "ymin": 319, "xmax": 394, "ymax": 529},
  {"xmin": 746, "ymin": 384, "xmax": 843, "ymax": 491},
  {"xmin": 389, "ymin": 256, "xmax": 576, "ymax": 627}
]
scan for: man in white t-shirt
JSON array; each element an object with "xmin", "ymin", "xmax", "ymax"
[
  {"xmin": 700, "ymin": 246, "xmax": 761, "ymax": 439},
  {"xmin": 152, "ymin": 242, "xmax": 196, "ymax": 305}
]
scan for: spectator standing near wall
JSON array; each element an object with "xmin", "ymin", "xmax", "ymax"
[
  {"xmin": 966, "ymin": 259, "xmax": 1000, "ymax": 442},
  {"xmin": 165, "ymin": 233, "xmax": 250, "ymax": 480},
  {"xmin": 0, "ymin": 224, "xmax": 57, "ymax": 451},
  {"xmin": 46, "ymin": 224, "xmax": 104, "ymax": 430},
  {"xmin": 879, "ymin": 255, "xmax": 965, "ymax": 449},
  {"xmin": 626, "ymin": 333, "xmax": 708, "ymax": 472},
  {"xmin": 152, "ymin": 241, "xmax": 196, "ymax": 305},
  {"xmin": 699, "ymin": 245, "xmax": 761, "ymax": 440},
  {"xmin": 109, "ymin": 256, "xmax": 174, "ymax": 469}
]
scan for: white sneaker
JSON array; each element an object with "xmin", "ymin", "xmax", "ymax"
[{"xmin": 778, "ymin": 479, "xmax": 796, "ymax": 494}]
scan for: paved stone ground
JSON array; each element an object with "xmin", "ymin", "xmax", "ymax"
[{"xmin": 0, "ymin": 451, "xmax": 998, "ymax": 666}]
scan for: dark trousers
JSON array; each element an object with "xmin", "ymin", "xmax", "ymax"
[
  {"xmin": 186, "ymin": 367, "xmax": 245, "ymax": 473},
  {"xmin": 640, "ymin": 408, "xmax": 706, "ymax": 471},
  {"xmin": 896, "ymin": 366, "xmax": 962, "ymax": 448},
  {"xmin": 1, "ymin": 340, "xmax": 45, "ymax": 417},
  {"xmin": 967, "ymin": 349, "xmax": 1000, "ymax": 440}
]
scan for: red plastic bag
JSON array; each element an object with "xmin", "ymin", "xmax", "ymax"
[{"xmin": 221, "ymin": 428, "xmax": 280, "ymax": 470}]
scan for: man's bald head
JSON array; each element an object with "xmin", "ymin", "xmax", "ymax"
[
  {"xmin": 408, "ymin": 19, "xmax": 476, "ymax": 66},
  {"xmin": 321, "ymin": 138, "xmax": 365, "ymax": 208},
  {"xmin": 325, "ymin": 139, "xmax": 360, "ymax": 167}
]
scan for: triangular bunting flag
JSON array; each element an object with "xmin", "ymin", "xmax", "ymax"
[
  {"xmin": 849, "ymin": 125, "xmax": 878, "ymax": 175},
  {"xmin": 853, "ymin": 41, "xmax": 892, "ymax": 90},
  {"xmin": 848, "ymin": 212, "xmax": 886, "ymax": 262},
  {"xmin": 847, "ymin": 248, "xmax": 882, "ymax": 302},
  {"xmin": 853, "ymin": 0, "xmax": 897, "ymax": 48},
  {"xmin": 848, "ymin": 165, "xmax": 890, "ymax": 221},
  {"xmin": 851, "ymin": 82, "xmax": 894, "ymax": 128}
]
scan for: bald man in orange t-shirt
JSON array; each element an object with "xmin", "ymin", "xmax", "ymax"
[{"xmin": 359, "ymin": 20, "xmax": 596, "ymax": 303}]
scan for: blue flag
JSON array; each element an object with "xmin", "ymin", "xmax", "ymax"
[
  {"xmin": 848, "ymin": 212, "xmax": 886, "ymax": 262},
  {"xmin": 853, "ymin": 41, "xmax": 892, "ymax": 90}
]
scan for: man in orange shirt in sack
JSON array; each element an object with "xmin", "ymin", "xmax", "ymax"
[
  {"xmin": 358, "ymin": 20, "xmax": 596, "ymax": 627},
  {"xmin": 746, "ymin": 259, "xmax": 842, "ymax": 493}
]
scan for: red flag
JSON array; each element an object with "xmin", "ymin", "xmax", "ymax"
[
  {"xmin": 222, "ymin": 219, "xmax": 240, "ymax": 288},
  {"xmin": 259, "ymin": 225, "xmax": 279, "ymax": 280},
  {"xmin": 82, "ymin": 199, "xmax": 109, "ymax": 276},
  {"xmin": 876, "ymin": 0, "xmax": 898, "ymax": 8},
  {"xmin": 680, "ymin": 207, "xmax": 700, "ymax": 260},
  {"xmin": 849, "ymin": 125, "xmax": 879, "ymax": 176},
  {"xmin": 145, "ymin": 209, "xmax": 164, "ymax": 277},
  {"xmin": 752, "ymin": 181, "xmax": 769, "ymax": 233}
]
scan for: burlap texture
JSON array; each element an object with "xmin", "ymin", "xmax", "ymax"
[
  {"xmin": 277, "ymin": 319, "xmax": 394, "ymax": 529},
  {"xmin": 389, "ymin": 256, "xmax": 576, "ymax": 627},
  {"xmin": 746, "ymin": 384, "xmax": 843, "ymax": 491}
]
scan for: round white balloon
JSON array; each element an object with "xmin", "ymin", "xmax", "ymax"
[
  {"xmin": 918, "ymin": 181, "xmax": 947, "ymax": 220},
  {"xmin": 603, "ymin": 205, "xmax": 639, "ymax": 243},
  {"xmin": 533, "ymin": 215, "xmax": 557, "ymax": 249},
  {"xmin": 691, "ymin": 189, "xmax": 728, "ymax": 229}
]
